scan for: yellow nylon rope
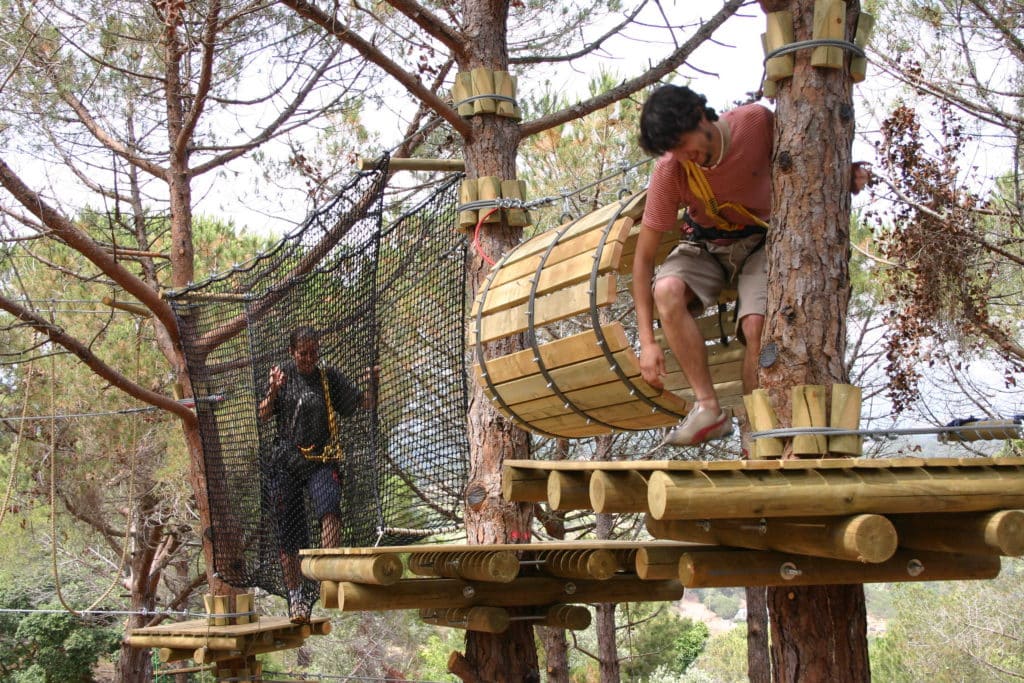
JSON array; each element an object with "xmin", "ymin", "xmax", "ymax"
[{"xmin": 681, "ymin": 160, "xmax": 770, "ymax": 232}]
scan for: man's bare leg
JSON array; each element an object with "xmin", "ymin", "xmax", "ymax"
[{"xmin": 653, "ymin": 276, "xmax": 720, "ymax": 412}]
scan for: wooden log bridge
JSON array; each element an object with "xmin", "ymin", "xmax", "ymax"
[
  {"xmin": 300, "ymin": 540, "xmax": 687, "ymax": 632},
  {"xmin": 468, "ymin": 190, "xmax": 746, "ymax": 439},
  {"xmin": 125, "ymin": 593, "xmax": 331, "ymax": 681},
  {"xmin": 499, "ymin": 456, "xmax": 1024, "ymax": 587}
]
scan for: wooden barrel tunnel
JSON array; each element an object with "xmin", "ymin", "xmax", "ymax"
[{"xmin": 469, "ymin": 191, "xmax": 747, "ymax": 439}]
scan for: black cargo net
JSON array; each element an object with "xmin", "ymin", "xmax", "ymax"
[{"xmin": 166, "ymin": 160, "xmax": 468, "ymax": 617}]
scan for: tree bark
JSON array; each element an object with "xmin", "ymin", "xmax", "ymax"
[
  {"xmin": 459, "ymin": 0, "xmax": 539, "ymax": 678},
  {"xmin": 538, "ymin": 627, "xmax": 571, "ymax": 683},
  {"xmin": 746, "ymin": 586, "xmax": 771, "ymax": 683},
  {"xmin": 594, "ymin": 442, "xmax": 620, "ymax": 683},
  {"xmin": 760, "ymin": 0, "xmax": 869, "ymax": 681}
]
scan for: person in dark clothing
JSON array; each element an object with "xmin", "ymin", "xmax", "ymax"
[{"xmin": 258, "ymin": 325, "xmax": 375, "ymax": 622}]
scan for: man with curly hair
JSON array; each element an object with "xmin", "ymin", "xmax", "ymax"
[{"xmin": 632, "ymin": 85, "xmax": 774, "ymax": 448}]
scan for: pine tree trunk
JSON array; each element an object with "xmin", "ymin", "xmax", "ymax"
[
  {"xmin": 458, "ymin": 0, "xmax": 539, "ymax": 678},
  {"xmin": 746, "ymin": 586, "xmax": 771, "ymax": 682},
  {"xmin": 538, "ymin": 627, "xmax": 571, "ymax": 683},
  {"xmin": 758, "ymin": 0, "xmax": 869, "ymax": 680}
]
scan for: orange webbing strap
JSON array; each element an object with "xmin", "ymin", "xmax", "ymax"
[{"xmin": 681, "ymin": 160, "xmax": 770, "ymax": 232}]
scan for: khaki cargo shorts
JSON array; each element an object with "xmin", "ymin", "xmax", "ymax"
[{"xmin": 652, "ymin": 233, "xmax": 767, "ymax": 339}]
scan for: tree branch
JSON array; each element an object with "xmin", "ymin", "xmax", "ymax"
[
  {"xmin": 0, "ymin": 294, "xmax": 196, "ymax": 426},
  {"xmin": 511, "ymin": 1, "xmax": 649, "ymax": 65},
  {"xmin": 0, "ymin": 157, "xmax": 181, "ymax": 347},
  {"xmin": 382, "ymin": 0, "xmax": 466, "ymax": 59},
  {"xmin": 177, "ymin": 0, "xmax": 222, "ymax": 149},
  {"xmin": 278, "ymin": 0, "xmax": 472, "ymax": 140},
  {"xmin": 517, "ymin": 0, "xmax": 744, "ymax": 139}
]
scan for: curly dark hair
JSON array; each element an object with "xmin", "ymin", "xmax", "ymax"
[
  {"xmin": 638, "ymin": 85, "xmax": 719, "ymax": 156},
  {"xmin": 288, "ymin": 325, "xmax": 319, "ymax": 352}
]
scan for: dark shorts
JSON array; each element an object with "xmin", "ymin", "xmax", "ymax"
[{"xmin": 273, "ymin": 464, "xmax": 341, "ymax": 554}]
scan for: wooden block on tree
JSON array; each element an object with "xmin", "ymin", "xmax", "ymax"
[
  {"xmin": 764, "ymin": 10, "xmax": 795, "ymax": 81},
  {"xmin": 811, "ymin": 0, "xmax": 847, "ymax": 68}
]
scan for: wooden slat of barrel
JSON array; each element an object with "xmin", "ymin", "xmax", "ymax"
[
  {"xmin": 488, "ymin": 348, "xmax": 642, "ymax": 406},
  {"xmin": 476, "ymin": 275, "xmax": 618, "ymax": 344},
  {"xmin": 517, "ymin": 386, "xmax": 688, "ymax": 423},
  {"xmin": 619, "ymin": 221, "xmax": 680, "ymax": 275},
  {"xmin": 662, "ymin": 379, "xmax": 747, "ymax": 408},
  {"xmin": 473, "ymin": 324, "xmax": 630, "ymax": 387},
  {"xmin": 510, "ymin": 377, "xmax": 682, "ymax": 424},
  {"xmin": 496, "ymin": 193, "xmax": 645, "ymax": 269},
  {"xmin": 489, "ymin": 219, "xmax": 629, "ymax": 290},
  {"xmin": 531, "ymin": 406, "xmax": 681, "ymax": 435},
  {"xmin": 477, "ymin": 218, "xmax": 631, "ymax": 317}
]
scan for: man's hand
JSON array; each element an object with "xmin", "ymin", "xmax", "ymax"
[
  {"xmin": 638, "ymin": 341, "xmax": 667, "ymax": 391},
  {"xmin": 259, "ymin": 365, "xmax": 286, "ymax": 421},
  {"xmin": 268, "ymin": 365, "xmax": 286, "ymax": 394}
]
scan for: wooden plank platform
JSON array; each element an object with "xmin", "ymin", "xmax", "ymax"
[
  {"xmin": 127, "ymin": 615, "xmax": 329, "ymax": 638},
  {"xmin": 126, "ymin": 616, "xmax": 332, "ymax": 665},
  {"xmin": 503, "ymin": 456, "xmax": 1024, "ymax": 472},
  {"xmin": 301, "ymin": 539, "xmax": 699, "ymax": 556}
]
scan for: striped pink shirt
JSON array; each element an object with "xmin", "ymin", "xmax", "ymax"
[{"xmin": 641, "ymin": 103, "xmax": 774, "ymax": 233}]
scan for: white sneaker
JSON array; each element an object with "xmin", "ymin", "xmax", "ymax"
[{"xmin": 664, "ymin": 404, "xmax": 733, "ymax": 446}]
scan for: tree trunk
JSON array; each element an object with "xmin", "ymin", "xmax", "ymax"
[
  {"xmin": 594, "ymin": 450, "xmax": 620, "ymax": 683},
  {"xmin": 538, "ymin": 627, "xmax": 571, "ymax": 683},
  {"xmin": 596, "ymin": 603, "xmax": 620, "ymax": 682},
  {"xmin": 759, "ymin": 0, "xmax": 869, "ymax": 680},
  {"xmin": 746, "ymin": 586, "xmax": 771, "ymax": 683},
  {"xmin": 458, "ymin": 0, "xmax": 539, "ymax": 678}
]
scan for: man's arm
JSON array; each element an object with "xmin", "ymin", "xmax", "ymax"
[
  {"xmin": 258, "ymin": 365, "xmax": 284, "ymax": 421},
  {"xmin": 632, "ymin": 226, "xmax": 667, "ymax": 391}
]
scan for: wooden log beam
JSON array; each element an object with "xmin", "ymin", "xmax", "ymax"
[
  {"xmin": 301, "ymin": 554, "xmax": 404, "ymax": 585},
  {"xmin": 126, "ymin": 634, "xmax": 241, "ymax": 650},
  {"xmin": 502, "ymin": 466, "xmax": 549, "ymax": 502},
  {"xmin": 678, "ymin": 549, "xmax": 1001, "ymax": 588},
  {"xmin": 357, "ymin": 157, "xmax": 466, "ymax": 172},
  {"xmin": 890, "ymin": 510, "xmax": 1024, "ymax": 556},
  {"xmin": 420, "ymin": 606, "xmax": 511, "ymax": 633},
  {"xmin": 548, "ymin": 470, "xmax": 592, "ymax": 511},
  {"xmin": 646, "ymin": 465, "xmax": 1024, "ymax": 520},
  {"xmin": 193, "ymin": 636, "xmax": 305, "ymax": 664},
  {"xmin": 590, "ymin": 470, "xmax": 649, "ymax": 513},
  {"xmin": 333, "ymin": 575, "xmax": 684, "ymax": 612},
  {"xmin": 536, "ymin": 604, "xmax": 592, "ymax": 630},
  {"xmin": 408, "ymin": 550, "xmax": 520, "ymax": 583},
  {"xmin": 534, "ymin": 549, "xmax": 619, "ymax": 580},
  {"xmin": 647, "ymin": 514, "xmax": 898, "ymax": 563},
  {"xmin": 158, "ymin": 648, "xmax": 195, "ymax": 663}
]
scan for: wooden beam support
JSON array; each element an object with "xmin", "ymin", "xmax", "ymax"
[
  {"xmin": 502, "ymin": 466, "xmax": 549, "ymax": 503},
  {"xmin": 646, "ymin": 464, "xmax": 1024, "ymax": 520},
  {"xmin": 890, "ymin": 510, "xmax": 1024, "ymax": 556},
  {"xmin": 679, "ymin": 549, "xmax": 1001, "ymax": 588},
  {"xmin": 548, "ymin": 470, "xmax": 592, "ymax": 511},
  {"xmin": 301, "ymin": 554, "xmax": 404, "ymax": 585},
  {"xmin": 537, "ymin": 604, "xmax": 592, "ymax": 631},
  {"xmin": 420, "ymin": 606, "xmax": 511, "ymax": 633},
  {"xmin": 534, "ymin": 549, "xmax": 619, "ymax": 580},
  {"xmin": 647, "ymin": 514, "xmax": 898, "ymax": 563},
  {"xmin": 127, "ymin": 634, "xmax": 241, "ymax": 650},
  {"xmin": 408, "ymin": 550, "xmax": 520, "ymax": 583},
  {"xmin": 332, "ymin": 575, "xmax": 684, "ymax": 612},
  {"xmin": 358, "ymin": 157, "xmax": 466, "ymax": 172},
  {"xmin": 590, "ymin": 470, "xmax": 649, "ymax": 513}
]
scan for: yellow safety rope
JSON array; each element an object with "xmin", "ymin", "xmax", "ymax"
[
  {"xmin": 681, "ymin": 160, "xmax": 770, "ymax": 232},
  {"xmin": 298, "ymin": 367, "xmax": 345, "ymax": 463}
]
